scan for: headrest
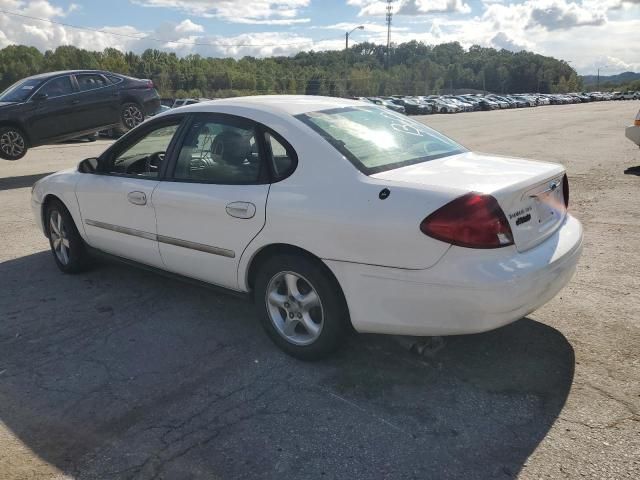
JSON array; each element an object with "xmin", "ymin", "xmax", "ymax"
[{"xmin": 211, "ymin": 130, "xmax": 250, "ymax": 166}]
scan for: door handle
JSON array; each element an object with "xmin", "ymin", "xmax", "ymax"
[
  {"xmin": 127, "ymin": 191, "xmax": 147, "ymax": 206},
  {"xmin": 70, "ymin": 99, "xmax": 80, "ymax": 105},
  {"xmin": 226, "ymin": 202, "xmax": 256, "ymax": 219}
]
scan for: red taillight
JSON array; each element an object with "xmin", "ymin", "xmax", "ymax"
[
  {"xmin": 420, "ymin": 193, "xmax": 514, "ymax": 249},
  {"xmin": 146, "ymin": 80, "xmax": 154, "ymax": 89},
  {"xmin": 562, "ymin": 174, "xmax": 569, "ymax": 208}
]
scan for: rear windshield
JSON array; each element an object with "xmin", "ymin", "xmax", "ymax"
[
  {"xmin": 0, "ymin": 78, "xmax": 43, "ymax": 103},
  {"xmin": 297, "ymin": 106, "xmax": 466, "ymax": 174}
]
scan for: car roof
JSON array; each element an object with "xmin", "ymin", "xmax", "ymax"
[
  {"xmin": 173, "ymin": 95, "xmax": 365, "ymax": 117},
  {"xmin": 22, "ymin": 70, "xmax": 112, "ymax": 81}
]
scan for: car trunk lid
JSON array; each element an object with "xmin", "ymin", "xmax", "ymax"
[{"xmin": 371, "ymin": 151, "xmax": 567, "ymax": 252}]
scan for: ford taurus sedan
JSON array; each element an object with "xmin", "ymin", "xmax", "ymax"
[{"xmin": 31, "ymin": 96, "xmax": 583, "ymax": 359}]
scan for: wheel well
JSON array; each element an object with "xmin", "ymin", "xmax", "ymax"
[
  {"xmin": 246, "ymin": 243, "xmax": 353, "ymax": 329},
  {"xmin": 41, "ymin": 194, "xmax": 64, "ymax": 237},
  {"xmin": 121, "ymin": 98, "xmax": 143, "ymax": 109},
  {"xmin": 0, "ymin": 121, "xmax": 30, "ymax": 145},
  {"xmin": 246, "ymin": 244, "xmax": 318, "ymax": 290}
]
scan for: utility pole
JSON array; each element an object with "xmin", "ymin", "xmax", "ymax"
[
  {"xmin": 596, "ymin": 65, "xmax": 608, "ymax": 91},
  {"xmin": 385, "ymin": 0, "xmax": 393, "ymax": 70}
]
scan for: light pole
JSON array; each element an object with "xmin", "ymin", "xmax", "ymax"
[
  {"xmin": 345, "ymin": 26, "xmax": 364, "ymax": 94},
  {"xmin": 345, "ymin": 25, "xmax": 364, "ymax": 50}
]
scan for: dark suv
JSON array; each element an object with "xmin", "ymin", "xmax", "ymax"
[{"xmin": 0, "ymin": 70, "xmax": 160, "ymax": 160}]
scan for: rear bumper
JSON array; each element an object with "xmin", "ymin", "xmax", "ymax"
[
  {"xmin": 626, "ymin": 125, "xmax": 640, "ymax": 147},
  {"xmin": 136, "ymin": 90, "xmax": 161, "ymax": 116},
  {"xmin": 324, "ymin": 214, "xmax": 583, "ymax": 336}
]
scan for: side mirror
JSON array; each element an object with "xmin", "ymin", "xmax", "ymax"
[
  {"xmin": 78, "ymin": 157, "xmax": 98, "ymax": 173},
  {"xmin": 32, "ymin": 92, "xmax": 48, "ymax": 102}
]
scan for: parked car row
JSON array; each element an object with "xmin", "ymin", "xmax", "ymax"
[
  {"xmin": 613, "ymin": 91, "xmax": 640, "ymax": 101},
  {"xmin": 356, "ymin": 90, "xmax": 637, "ymax": 116}
]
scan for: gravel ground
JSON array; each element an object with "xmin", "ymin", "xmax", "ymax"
[{"xmin": 0, "ymin": 102, "xmax": 639, "ymax": 479}]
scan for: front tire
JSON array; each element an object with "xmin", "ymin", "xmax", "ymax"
[
  {"xmin": 254, "ymin": 254, "xmax": 350, "ymax": 360},
  {"xmin": 0, "ymin": 126, "xmax": 28, "ymax": 160},
  {"xmin": 45, "ymin": 200, "xmax": 91, "ymax": 274}
]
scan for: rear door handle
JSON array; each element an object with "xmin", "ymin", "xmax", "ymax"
[
  {"xmin": 226, "ymin": 202, "xmax": 256, "ymax": 219},
  {"xmin": 127, "ymin": 191, "xmax": 147, "ymax": 205},
  {"xmin": 70, "ymin": 99, "xmax": 80, "ymax": 105}
]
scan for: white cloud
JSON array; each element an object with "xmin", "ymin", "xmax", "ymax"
[
  {"xmin": 348, "ymin": 0, "xmax": 471, "ymax": 16},
  {"xmin": 174, "ymin": 19, "xmax": 204, "ymax": 34},
  {"xmin": 132, "ymin": 0, "xmax": 310, "ymax": 24},
  {"xmin": 481, "ymin": 0, "xmax": 608, "ymax": 32},
  {"xmin": 316, "ymin": 22, "xmax": 408, "ymax": 33}
]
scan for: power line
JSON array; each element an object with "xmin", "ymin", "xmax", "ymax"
[{"xmin": 0, "ymin": 9, "xmax": 343, "ymax": 48}]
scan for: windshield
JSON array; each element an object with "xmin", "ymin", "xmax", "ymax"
[
  {"xmin": 297, "ymin": 106, "xmax": 466, "ymax": 175},
  {"xmin": 0, "ymin": 78, "xmax": 43, "ymax": 103}
]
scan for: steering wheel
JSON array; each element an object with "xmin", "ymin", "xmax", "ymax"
[{"xmin": 145, "ymin": 151, "xmax": 165, "ymax": 173}]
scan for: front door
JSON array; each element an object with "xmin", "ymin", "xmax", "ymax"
[
  {"xmin": 152, "ymin": 114, "xmax": 270, "ymax": 290},
  {"xmin": 76, "ymin": 117, "xmax": 184, "ymax": 268},
  {"xmin": 27, "ymin": 75, "xmax": 79, "ymax": 143}
]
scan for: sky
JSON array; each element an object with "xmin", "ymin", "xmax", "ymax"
[{"xmin": 0, "ymin": 0, "xmax": 639, "ymax": 75}]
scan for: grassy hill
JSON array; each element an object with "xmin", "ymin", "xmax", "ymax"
[{"xmin": 581, "ymin": 71, "xmax": 640, "ymax": 88}]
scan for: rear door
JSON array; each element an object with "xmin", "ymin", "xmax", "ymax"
[
  {"xmin": 76, "ymin": 115, "xmax": 185, "ymax": 268},
  {"xmin": 72, "ymin": 73, "xmax": 120, "ymax": 130},
  {"xmin": 152, "ymin": 113, "xmax": 271, "ymax": 290}
]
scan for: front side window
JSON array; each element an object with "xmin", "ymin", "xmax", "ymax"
[
  {"xmin": 76, "ymin": 74, "xmax": 109, "ymax": 91},
  {"xmin": 0, "ymin": 78, "xmax": 43, "ymax": 103},
  {"xmin": 103, "ymin": 121, "xmax": 181, "ymax": 178},
  {"xmin": 297, "ymin": 106, "xmax": 466, "ymax": 175},
  {"xmin": 40, "ymin": 76, "xmax": 74, "ymax": 98},
  {"xmin": 173, "ymin": 118, "xmax": 262, "ymax": 184}
]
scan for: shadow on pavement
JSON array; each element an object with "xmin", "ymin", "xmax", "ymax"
[
  {"xmin": 0, "ymin": 172, "xmax": 55, "ymax": 192},
  {"xmin": 0, "ymin": 251, "xmax": 575, "ymax": 479}
]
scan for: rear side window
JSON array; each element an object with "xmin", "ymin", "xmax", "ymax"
[
  {"xmin": 173, "ymin": 118, "xmax": 263, "ymax": 184},
  {"xmin": 106, "ymin": 74, "xmax": 123, "ymax": 84},
  {"xmin": 264, "ymin": 131, "xmax": 296, "ymax": 181},
  {"xmin": 76, "ymin": 74, "xmax": 109, "ymax": 91}
]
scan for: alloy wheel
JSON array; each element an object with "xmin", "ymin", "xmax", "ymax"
[
  {"xmin": 123, "ymin": 105, "xmax": 144, "ymax": 130},
  {"xmin": 0, "ymin": 130, "xmax": 25, "ymax": 159},
  {"xmin": 49, "ymin": 210, "xmax": 70, "ymax": 265},
  {"xmin": 265, "ymin": 271, "xmax": 324, "ymax": 346}
]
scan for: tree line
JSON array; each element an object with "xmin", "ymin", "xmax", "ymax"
[{"xmin": 0, "ymin": 41, "xmax": 583, "ymax": 99}]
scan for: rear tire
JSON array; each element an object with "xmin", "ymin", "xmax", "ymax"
[
  {"xmin": 45, "ymin": 200, "xmax": 91, "ymax": 274},
  {"xmin": 254, "ymin": 254, "xmax": 350, "ymax": 360},
  {"xmin": 120, "ymin": 102, "xmax": 145, "ymax": 132},
  {"xmin": 0, "ymin": 126, "xmax": 28, "ymax": 160}
]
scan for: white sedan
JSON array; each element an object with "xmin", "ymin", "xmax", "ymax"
[{"xmin": 31, "ymin": 96, "xmax": 583, "ymax": 359}]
